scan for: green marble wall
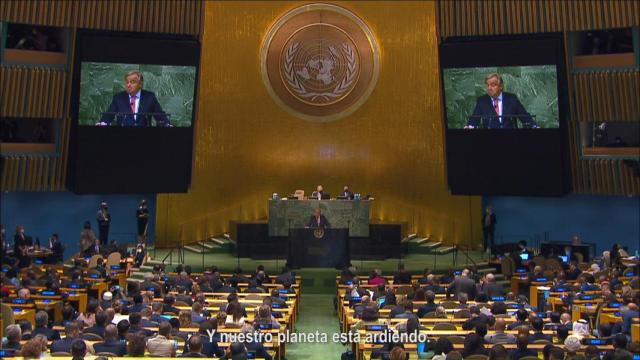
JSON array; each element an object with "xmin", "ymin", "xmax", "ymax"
[
  {"xmin": 78, "ymin": 62, "xmax": 196, "ymax": 127},
  {"xmin": 443, "ymin": 65, "xmax": 559, "ymax": 129},
  {"xmin": 268, "ymin": 199, "xmax": 370, "ymax": 237}
]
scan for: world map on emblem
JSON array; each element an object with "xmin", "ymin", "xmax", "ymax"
[
  {"xmin": 280, "ymin": 24, "xmax": 360, "ymax": 106},
  {"xmin": 261, "ymin": 4, "xmax": 380, "ymax": 122}
]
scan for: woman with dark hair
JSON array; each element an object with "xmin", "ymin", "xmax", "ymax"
[
  {"xmin": 224, "ymin": 301, "xmax": 246, "ymax": 326},
  {"xmin": 254, "ymin": 304, "xmax": 281, "ymax": 329},
  {"xmin": 77, "ymin": 298, "xmax": 99, "ymax": 327},
  {"xmin": 462, "ymin": 333, "xmax": 489, "ymax": 358}
]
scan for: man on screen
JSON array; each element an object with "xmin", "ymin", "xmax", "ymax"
[
  {"xmin": 465, "ymin": 73, "xmax": 538, "ymax": 129},
  {"xmin": 96, "ymin": 70, "xmax": 171, "ymax": 127}
]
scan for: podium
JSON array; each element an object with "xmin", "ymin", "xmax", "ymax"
[{"xmin": 286, "ymin": 228, "xmax": 349, "ymax": 269}]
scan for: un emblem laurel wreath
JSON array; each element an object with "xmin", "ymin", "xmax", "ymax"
[{"xmin": 284, "ymin": 42, "xmax": 358, "ymax": 102}]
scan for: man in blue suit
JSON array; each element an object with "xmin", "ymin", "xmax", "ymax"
[
  {"xmin": 466, "ymin": 73, "xmax": 538, "ymax": 129},
  {"xmin": 97, "ymin": 70, "xmax": 171, "ymax": 127}
]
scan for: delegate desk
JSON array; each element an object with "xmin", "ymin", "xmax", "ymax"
[
  {"xmin": 287, "ymin": 228, "xmax": 349, "ymax": 268},
  {"xmin": 268, "ymin": 199, "xmax": 370, "ymax": 237}
]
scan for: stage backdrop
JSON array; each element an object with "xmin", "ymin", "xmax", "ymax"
[{"xmin": 156, "ymin": 1, "xmax": 483, "ymax": 249}]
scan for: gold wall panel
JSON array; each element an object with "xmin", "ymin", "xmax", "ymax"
[{"xmin": 156, "ymin": 1, "xmax": 482, "ymax": 248}]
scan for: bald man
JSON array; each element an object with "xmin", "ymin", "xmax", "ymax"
[
  {"xmin": 93, "ymin": 324, "xmax": 126, "ymax": 356},
  {"xmin": 485, "ymin": 318, "xmax": 516, "ymax": 344}
]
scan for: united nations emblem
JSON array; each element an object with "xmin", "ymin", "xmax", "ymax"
[
  {"xmin": 261, "ymin": 3, "xmax": 380, "ymax": 122},
  {"xmin": 313, "ymin": 228, "xmax": 325, "ymax": 239}
]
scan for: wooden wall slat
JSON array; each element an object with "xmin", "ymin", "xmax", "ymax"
[{"xmin": 439, "ymin": 0, "xmax": 640, "ymax": 36}]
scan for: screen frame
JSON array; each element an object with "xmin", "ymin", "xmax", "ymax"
[
  {"xmin": 70, "ymin": 29, "xmax": 200, "ymax": 128},
  {"xmin": 438, "ymin": 33, "xmax": 571, "ymax": 196},
  {"xmin": 67, "ymin": 29, "xmax": 201, "ymax": 194}
]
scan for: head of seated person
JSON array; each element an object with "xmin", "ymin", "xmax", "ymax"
[
  {"xmin": 446, "ymin": 350, "xmax": 463, "ymax": 360},
  {"xmin": 19, "ymin": 336, "xmax": 46, "ymax": 358},
  {"xmin": 434, "ymin": 337, "xmax": 454, "ymax": 357},
  {"xmin": 117, "ymin": 319, "xmax": 130, "ymax": 339},
  {"xmin": 361, "ymin": 305, "xmax": 380, "ymax": 322},
  {"xmin": 103, "ymin": 324, "xmax": 119, "ymax": 342},
  {"xmin": 179, "ymin": 310, "xmax": 193, "ymax": 328},
  {"xmin": 517, "ymin": 334, "xmax": 531, "ymax": 351},
  {"xmin": 95, "ymin": 310, "xmax": 109, "ymax": 327},
  {"xmin": 128, "ymin": 312, "xmax": 142, "ymax": 327},
  {"xmin": 229, "ymin": 342, "xmax": 247, "ymax": 357},
  {"xmin": 564, "ymin": 336, "xmax": 582, "ymax": 356},
  {"xmin": 35, "ymin": 310, "xmax": 50, "ymax": 330},
  {"xmin": 531, "ymin": 316, "xmax": 545, "ymax": 333},
  {"xmin": 489, "ymin": 344, "xmax": 509, "ymax": 360},
  {"xmin": 164, "ymin": 295, "xmax": 176, "ymax": 306},
  {"xmin": 491, "ymin": 301, "xmax": 507, "ymax": 315},
  {"xmin": 426, "ymin": 290, "xmax": 436, "ymax": 304},
  {"xmin": 389, "ymin": 345, "xmax": 407, "ymax": 360},
  {"xmin": 158, "ymin": 320, "xmax": 172, "ymax": 337},
  {"xmin": 4, "ymin": 324, "xmax": 22, "ymax": 348},
  {"xmin": 169, "ymin": 317, "xmax": 181, "ymax": 331},
  {"xmin": 18, "ymin": 320, "xmax": 32, "ymax": 338},
  {"xmin": 515, "ymin": 308, "xmax": 529, "ymax": 322},
  {"xmin": 458, "ymin": 292, "xmax": 469, "ymax": 306},
  {"xmin": 18, "ymin": 287, "xmax": 31, "ymax": 300},
  {"xmin": 518, "ymin": 325, "xmax": 530, "ymax": 337},
  {"xmin": 126, "ymin": 332, "xmax": 146, "ymax": 356},
  {"xmin": 556, "ymin": 326, "xmax": 570, "ymax": 344}
]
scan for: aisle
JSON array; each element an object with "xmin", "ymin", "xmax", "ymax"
[{"xmin": 285, "ymin": 293, "xmax": 347, "ymax": 360}]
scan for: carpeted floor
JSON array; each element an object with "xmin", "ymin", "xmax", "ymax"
[{"xmin": 285, "ymin": 293, "xmax": 347, "ymax": 359}]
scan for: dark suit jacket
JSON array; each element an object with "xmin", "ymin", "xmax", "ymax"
[
  {"xmin": 94, "ymin": 340, "xmax": 127, "ymax": 356},
  {"xmin": 482, "ymin": 282, "xmax": 505, "ymax": 299},
  {"xmin": 340, "ymin": 190, "xmax": 354, "ymax": 200},
  {"xmin": 50, "ymin": 338, "xmax": 75, "ymax": 353},
  {"xmin": 33, "ymin": 326, "xmax": 61, "ymax": 341},
  {"xmin": 467, "ymin": 92, "xmax": 537, "ymax": 129},
  {"xmin": 100, "ymin": 90, "xmax": 169, "ymax": 127},
  {"xmin": 307, "ymin": 215, "xmax": 330, "ymax": 228},
  {"xmin": 84, "ymin": 324, "xmax": 106, "ymax": 338},
  {"xmin": 51, "ymin": 241, "xmax": 64, "ymax": 263},
  {"xmin": 448, "ymin": 276, "xmax": 477, "ymax": 299},
  {"xmin": 417, "ymin": 303, "xmax": 437, "ymax": 318},
  {"xmin": 483, "ymin": 213, "xmax": 497, "ymax": 231}
]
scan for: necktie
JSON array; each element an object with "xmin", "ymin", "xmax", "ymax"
[
  {"xmin": 493, "ymin": 98, "xmax": 499, "ymax": 115},
  {"xmin": 130, "ymin": 96, "xmax": 136, "ymax": 114}
]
